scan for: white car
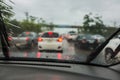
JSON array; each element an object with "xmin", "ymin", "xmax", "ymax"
[
  {"xmin": 104, "ymin": 37, "xmax": 120, "ymax": 63},
  {"xmin": 38, "ymin": 32, "xmax": 43, "ymax": 37},
  {"xmin": 94, "ymin": 37, "xmax": 120, "ymax": 65},
  {"xmin": 66, "ymin": 33, "xmax": 77, "ymax": 41},
  {"xmin": 38, "ymin": 31, "xmax": 63, "ymax": 52}
]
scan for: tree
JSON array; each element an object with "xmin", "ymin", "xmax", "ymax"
[
  {"xmin": 48, "ymin": 22, "xmax": 55, "ymax": 30},
  {"xmin": 12, "ymin": 12, "xmax": 56, "ymax": 33},
  {"xmin": 0, "ymin": 0, "xmax": 15, "ymax": 37},
  {"xmin": 82, "ymin": 13, "xmax": 105, "ymax": 35},
  {"xmin": 0, "ymin": 0, "xmax": 14, "ymax": 20},
  {"xmin": 38, "ymin": 18, "xmax": 55, "ymax": 31},
  {"xmin": 17, "ymin": 12, "xmax": 40, "ymax": 33},
  {"xmin": 7, "ymin": 19, "xmax": 22, "ymax": 36},
  {"xmin": 91, "ymin": 16, "xmax": 105, "ymax": 34},
  {"xmin": 25, "ymin": 12, "xmax": 29, "ymax": 21},
  {"xmin": 82, "ymin": 13, "xmax": 94, "ymax": 33}
]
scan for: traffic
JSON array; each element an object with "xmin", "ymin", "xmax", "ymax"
[
  {"xmin": 8, "ymin": 31, "xmax": 106, "ymax": 51},
  {"xmin": 1, "ymin": 29, "xmax": 118, "ymax": 65}
]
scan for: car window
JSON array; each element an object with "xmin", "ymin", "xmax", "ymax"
[
  {"xmin": 78, "ymin": 34, "xmax": 93, "ymax": 40},
  {"xmin": 41, "ymin": 32, "xmax": 59, "ymax": 38},
  {"xmin": 70, "ymin": 33, "xmax": 77, "ymax": 35},
  {"xmin": 76, "ymin": 35, "xmax": 84, "ymax": 40},
  {"xmin": 19, "ymin": 33, "xmax": 33, "ymax": 37}
]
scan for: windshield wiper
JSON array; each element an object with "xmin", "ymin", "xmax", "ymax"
[
  {"xmin": 0, "ymin": 11, "xmax": 10, "ymax": 59},
  {"xmin": 86, "ymin": 28, "xmax": 120, "ymax": 63}
]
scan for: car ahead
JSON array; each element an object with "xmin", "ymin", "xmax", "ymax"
[
  {"xmin": 38, "ymin": 32, "xmax": 43, "ymax": 37},
  {"xmin": 59, "ymin": 33, "xmax": 66, "ymax": 39},
  {"xmin": 74, "ymin": 34, "xmax": 99, "ymax": 50},
  {"xmin": 103, "ymin": 37, "xmax": 120, "ymax": 64},
  {"xmin": 38, "ymin": 31, "xmax": 63, "ymax": 52},
  {"xmin": 10, "ymin": 32, "xmax": 38, "ymax": 49},
  {"xmin": 66, "ymin": 31, "xmax": 77, "ymax": 42}
]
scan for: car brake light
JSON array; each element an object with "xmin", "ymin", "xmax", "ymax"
[
  {"xmin": 26, "ymin": 37, "xmax": 30, "ymax": 41},
  {"xmin": 48, "ymin": 31, "xmax": 53, "ymax": 35},
  {"xmin": 38, "ymin": 37, "xmax": 43, "ymax": 42},
  {"xmin": 26, "ymin": 32, "xmax": 30, "ymax": 35},
  {"xmin": 57, "ymin": 38, "xmax": 63, "ymax": 42},
  {"xmin": 36, "ymin": 52, "xmax": 41, "ymax": 58},
  {"xmin": 8, "ymin": 36, "xmax": 12, "ymax": 41},
  {"xmin": 57, "ymin": 53, "xmax": 62, "ymax": 59}
]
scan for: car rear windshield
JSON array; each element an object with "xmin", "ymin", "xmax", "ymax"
[
  {"xmin": 19, "ymin": 33, "xmax": 33, "ymax": 37},
  {"xmin": 41, "ymin": 32, "xmax": 59, "ymax": 38},
  {"xmin": 80, "ymin": 34, "xmax": 93, "ymax": 40},
  {"xmin": 70, "ymin": 33, "xmax": 77, "ymax": 35}
]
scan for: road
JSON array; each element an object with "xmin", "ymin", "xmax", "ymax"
[{"xmin": 0, "ymin": 39, "xmax": 92, "ymax": 62}]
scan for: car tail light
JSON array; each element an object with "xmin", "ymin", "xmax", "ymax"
[
  {"xmin": 57, "ymin": 38, "xmax": 63, "ymax": 42},
  {"xmin": 38, "ymin": 37, "xmax": 43, "ymax": 42},
  {"xmin": 26, "ymin": 32, "xmax": 30, "ymax": 35},
  {"xmin": 24, "ymin": 52, "xmax": 28, "ymax": 57},
  {"xmin": 26, "ymin": 37, "xmax": 30, "ymax": 41},
  {"xmin": 36, "ymin": 52, "xmax": 41, "ymax": 58},
  {"xmin": 8, "ymin": 36, "xmax": 12, "ymax": 41},
  {"xmin": 57, "ymin": 53, "xmax": 62, "ymax": 59}
]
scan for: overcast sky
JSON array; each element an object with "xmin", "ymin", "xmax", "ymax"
[{"xmin": 8, "ymin": 0, "xmax": 120, "ymax": 26}]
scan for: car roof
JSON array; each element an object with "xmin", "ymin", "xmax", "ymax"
[{"xmin": 42, "ymin": 31, "xmax": 59, "ymax": 34}]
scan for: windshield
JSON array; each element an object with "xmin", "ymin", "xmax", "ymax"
[
  {"xmin": 0, "ymin": 0, "xmax": 120, "ymax": 66},
  {"xmin": 18, "ymin": 32, "xmax": 34, "ymax": 37},
  {"xmin": 41, "ymin": 32, "xmax": 59, "ymax": 38}
]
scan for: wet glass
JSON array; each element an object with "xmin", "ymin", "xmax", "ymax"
[{"xmin": 0, "ymin": 0, "xmax": 120, "ymax": 66}]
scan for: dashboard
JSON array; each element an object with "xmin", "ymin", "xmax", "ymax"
[{"xmin": 0, "ymin": 61, "xmax": 120, "ymax": 80}]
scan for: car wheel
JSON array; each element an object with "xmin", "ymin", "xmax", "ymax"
[
  {"xmin": 31, "ymin": 40, "xmax": 36, "ymax": 48},
  {"xmin": 105, "ymin": 48, "xmax": 114, "ymax": 64},
  {"xmin": 30, "ymin": 42, "xmax": 34, "ymax": 48},
  {"xmin": 27, "ymin": 41, "xmax": 34, "ymax": 49},
  {"xmin": 74, "ymin": 43, "xmax": 77, "ymax": 47}
]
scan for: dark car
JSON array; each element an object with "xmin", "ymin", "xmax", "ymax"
[
  {"xmin": 91, "ymin": 34, "xmax": 105, "ymax": 44},
  {"xmin": 74, "ymin": 34, "xmax": 99, "ymax": 50}
]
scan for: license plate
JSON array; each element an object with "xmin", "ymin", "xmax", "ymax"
[{"xmin": 48, "ymin": 39, "xmax": 53, "ymax": 42}]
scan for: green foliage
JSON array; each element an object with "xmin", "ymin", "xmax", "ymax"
[
  {"xmin": 81, "ymin": 13, "xmax": 118, "ymax": 37},
  {"xmin": 7, "ymin": 12, "xmax": 56, "ymax": 35},
  {"xmin": 0, "ymin": 0, "xmax": 14, "ymax": 20},
  {"xmin": 82, "ymin": 13, "xmax": 105, "ymax": 35},
  {"xmin": 20, "ymin": 19, "xmax": 41, "ymax": 33},
  {"xmin": 7, "ymin": 19, "xmax": 22, "ymax": 36},
  {"xmin": 83, "ymin": 13, "xmax": 94, "ymax": 33}
]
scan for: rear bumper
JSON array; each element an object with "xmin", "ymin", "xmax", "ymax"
[
  {"xmin": 38, "ymin": 42, "xmax": 63, "ymax": 51},
  {"xmin": 15, "ymin": 42, "xmax": 31, "ymax": 48},
  {"xmin": 75, "ymin": 42, "xmax": 99, "ymax": 49}
]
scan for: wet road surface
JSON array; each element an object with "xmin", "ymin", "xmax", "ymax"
[{"xmin": 0, "ymin": 39, "xmax": 92, "ymax": 62}]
